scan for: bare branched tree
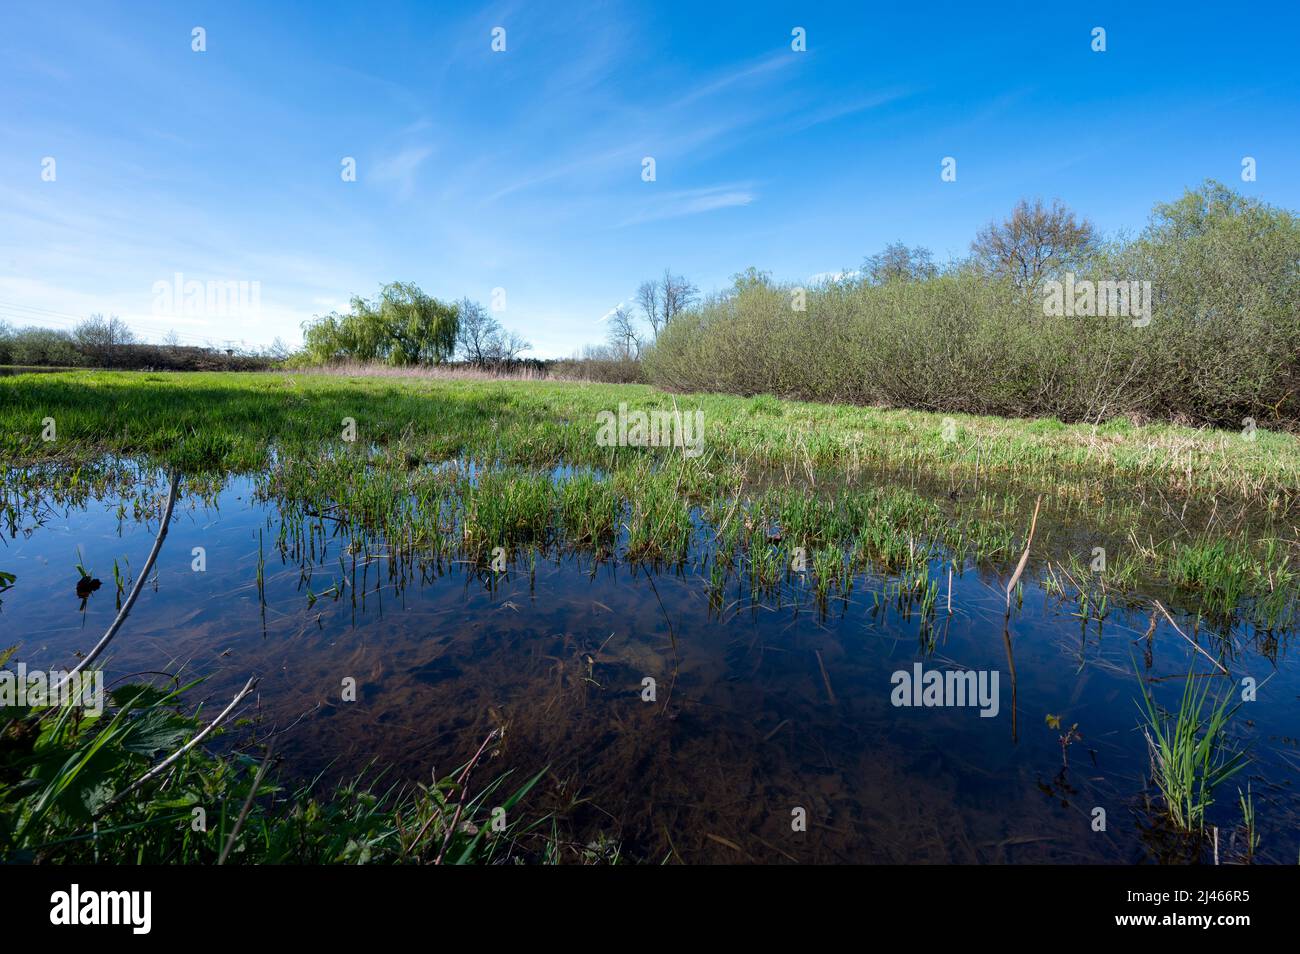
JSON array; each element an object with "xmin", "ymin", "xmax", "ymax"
[
  {"xmin": 73, "ymin": 314, "xmax": 136, "ymax": 350},
  {"xmin": 454, "ymin": 297, "xmax": 531, "ymax": 366},
  {"xmin": 864, "ymin": 243, "xmax": 937, "ymax": 283},
  {"xmin": 493, "ymin": 329, "xmax": 532, "ymax": 363},
  {"xmin": 455, "ymin": 298, "xmax": 501, "ymax": 366},
  {"xmin": 606, "ymin": 306, "xmax": 642, "ymax": 359},
  {"xmin": 662, "ymin": 269, "xmax": 698, "ymax": 326},
  {"xmin": 635, "ymin": 280, "xmax": 662, "ymax": 339},
  {"xmin": 636, "ymin": 270, "xmax": 697, "ymax": 338},
  {"xmin": 971, "ymin": 198, "xmax": 1096, "ymax": 288}
]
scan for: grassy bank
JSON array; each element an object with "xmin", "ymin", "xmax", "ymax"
[{"xmin": 2, "ymin": 369, "xmax": 1297, "ymax": 503}]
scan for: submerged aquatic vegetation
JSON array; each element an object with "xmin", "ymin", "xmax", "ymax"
[
  {"xmin": 5, "ymin": 438, "xmax": 1295, "ymax": 638},
  {"xmin": 0, "ymin": 456, "xmax": 1294, "ymax": 864},
  {"xmin": 618, "ymin": 465, "xmax": 693, "ymax": 563},
  {"xmin": 462, "ymin": 469, "xmax": 555, "ymax": 554},
  {"xmin": 560, "ymin": 471, "xmax": 620, "ymax": 545}
]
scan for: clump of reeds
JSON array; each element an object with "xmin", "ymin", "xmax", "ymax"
[{"xmin": 1136, "ymin": 668, "xmax": 1248, "ymax": 834}]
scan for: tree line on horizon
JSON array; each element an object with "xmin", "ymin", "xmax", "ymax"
[
  {"xmin": 638, "ymin": 180, "xmax": 1300, "ymax": 428},
  {"xmin": 0, "ymin": 314, "xmax": 287, "ymax": 371},
  {"xmin": 3, "ymin": 180, "xmax": 1295, "ymax": 428}
]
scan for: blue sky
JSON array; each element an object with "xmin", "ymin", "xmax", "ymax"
[{"xmin": 2, "ymin": 1, "xmax": 1297, "ymax": 357}]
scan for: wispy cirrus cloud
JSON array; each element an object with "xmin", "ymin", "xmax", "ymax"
[
  {"xmin": 370, "ymin": 144, "xmax": 436, "ymax": 199},
  {"xmin": 618, "ymin": 184, "xmax": 755, "ymax": 227},
  {"xmin": 597, "ymin": 299, "xmax": 633, "ymax": 323},
  {"xmin": 667, "ymin": 51, "xmax": 797, "ymax": 110},
  {"xmin": 479, "ymin": 50, "xmax": 800, "ymax": 204},
  {"xmin": 788, "ymin": 88, "xmax": 913, "ymax": 131}
]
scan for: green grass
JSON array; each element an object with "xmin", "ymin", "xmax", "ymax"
[
  {"xmin": 3, "ymin": 369, "xmax": 1297, "ymax": 633},
  {"xmin": 1167, "ymin": 538, "xmax": 1292, "ymax": 627},
  {"xmin": 463, "ymin": 469, "xmax": 555, "ymax": 554},
  {"xmin": 2, "ymin": 369, "xmax": 1296, "ymax": 501}
]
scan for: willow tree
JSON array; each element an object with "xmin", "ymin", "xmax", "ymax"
[
  {"xmin": 301, "ymin": 282, "xmax": 459, "ymax": 366},
  {"xmin": 379, "ymin": 282, "xmax": 458, "ymax": 365}
]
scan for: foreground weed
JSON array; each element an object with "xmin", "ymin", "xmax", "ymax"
[
  {"xmin": 1136, "ymin": 667, "xmax": 1248, "ymax": 834},
  {"xmin": 0, "ymin": 674, "xmax": 571, "ymax": 864}
]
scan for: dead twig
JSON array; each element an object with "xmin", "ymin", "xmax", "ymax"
[
  {"xmin": 103, "ymin": 675, "xmax": 259, "ymax": 813},
  {"xmin": 1005, "ymin": 495, "xmax": 1042, "ymax": 616},
  {"xmin": 432, "ymin": 727, "xmax": 502, "ymax": 865},
  {"xmin": 1153, "ymin": 600, "xmax": 1229, "ymax": 675},
  {"xmin": 814, "ymin": 649, "xmax": 837, "ymax": 705},
  {"xmin": 56, "ymin": 472, "xmax": 180, "ymax": 695},
  {"xmin": 217, "ymin": 740, "xmax": 276, "ymax": 865}
]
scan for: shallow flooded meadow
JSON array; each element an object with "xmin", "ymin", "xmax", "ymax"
[{"xmin": 1, "ymin": 372, "xmax": 1298, "ymax": 863}]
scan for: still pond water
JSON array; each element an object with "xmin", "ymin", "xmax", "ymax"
[{"xmin": 3, "ymin": 469, "xmax": 1297, "ymax": 863}]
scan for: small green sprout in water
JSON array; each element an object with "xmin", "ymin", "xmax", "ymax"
[
  {"xmin": 1238, "ymin": 783, "xmax": 1258, "ymax": 862},
  {"xmin": 73, "ymin": 546, "xmax": 100, "ymax": 606},
  {"xmin": 1045, "ymin": 714, "xmax": 1083, "ymax": 767}
]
